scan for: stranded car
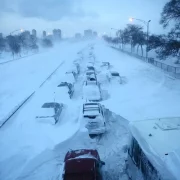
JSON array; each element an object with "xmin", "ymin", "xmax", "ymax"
[
  {"xmin": 57, "ymin": 82, "xmax": 74, "ymax": 98},
  {"xmin": 106, "ymin": 71, "xmax": 122, "ymax": 83},
  {"xmin": 36, "ymin": 102, "xmax": 63, "ymax": 124},
  {"xmin": 87, "ymin": 65, "xmax": 95, "ymax": 71},
  {"xmin": 62, "ymin": 149, "xmax": 105, "ymax": 180},
  {"xmin": 83, "ymin": 103, "xmax": 106, "ymax": 137},
  {"xmin": 84, "ymin": 73, "xmax": 98, "ymax": 86},
  {"xmin": 101, "ymin": 62, "xmax": 111, "ymax": 69},
  {"xmin": 86, "ymin": 70, "xmax": 96, "ymax": 78}
]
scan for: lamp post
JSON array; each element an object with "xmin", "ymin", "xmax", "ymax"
[{"xmin": 129, "ymin": 17, "xmax": 151, "ymax": 60}]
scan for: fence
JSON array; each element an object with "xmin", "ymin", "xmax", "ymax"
[{"xmin": 111, "ymin": 46, "xmax": 180, "ymax": 79}]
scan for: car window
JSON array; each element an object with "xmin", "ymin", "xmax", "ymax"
[{"xmin": 111, "ymin": 72, "xmax": 119, "ymax": 76}]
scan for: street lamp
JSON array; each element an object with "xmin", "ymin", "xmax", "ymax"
[{"xmin": 129, "ymin": 17, "xmax": 151, "ymax": 60}]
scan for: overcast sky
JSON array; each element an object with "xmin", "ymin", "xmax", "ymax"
[{"xmin": 0, "ymin": 0, "xmax": 169, "ymax": 37}]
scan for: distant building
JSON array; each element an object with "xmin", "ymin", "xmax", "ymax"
[
  {"xmin": 0, "ymin": 33, "xmax": 3, "ymax": 38},
  {"xmin": 84, "ymin": 29, "xmax": 93, "ymax": 38},
  {"xmin": 53, "ymin": 29, "xmax": 61, "ymax": 40},
  {"xmin": 21, "ymin": 31, "xmax": 31, "ymax": 39},
  {"xmin": 93, "ymin": 31, "xmax": 97, "ymax": 37},
  {"xmin": 47, "ymin": 34, "xmax": 53, "ymax": 41},
  {"xmin": 32, "ymin": 29, "xmax": 37, "ymax": 37},
  {"xmin": 57, "ymin": 29, "xmax": 61, "ymax": 39},
  {"xmin": 43, "ymin": 31, "xmax": 46, "ymax": 38},
  {"xmin": 75, "ymin": 33, "xmax": 81, "ymax": 39}
]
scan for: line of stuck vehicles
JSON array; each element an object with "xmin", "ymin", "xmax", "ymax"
[{"xmin": 35, "ymin": 45, "xmax": 180, "ymax": 180}]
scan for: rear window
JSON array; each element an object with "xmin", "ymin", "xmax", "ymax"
[
  {"xmin": 111, "ymin": 72, "xmax": 119, "ymax": 76},
  {"xmin": 84, "ymin": 115, "xmax": 97, "ymax": 119},
  {"xmin": 42, "ymin": 103, "xmax": 60, "ymax": 108}
]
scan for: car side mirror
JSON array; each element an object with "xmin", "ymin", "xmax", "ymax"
[{"xmin": 100, "ymin": 161, "xmax": 105, "ymax": 165}]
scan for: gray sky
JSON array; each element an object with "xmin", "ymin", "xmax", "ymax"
[{"xmin": 0, "ymin": 0, "xmax": 169, "ymax": 37}]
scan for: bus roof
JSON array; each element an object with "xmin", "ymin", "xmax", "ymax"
[{"xmin": 129, "ymin": 117, "xmax": 180, "ymax": 179}]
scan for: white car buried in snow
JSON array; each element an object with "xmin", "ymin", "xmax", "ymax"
[
  {"xmin": 86, "ymin": 64, "xmax": 95, "ymax": 72},
  {"xmin": 106, "ymin": 71, "xmax": 122, "ymax": 84},
  {"xmin": 83, "ymin": 83, "xmax": 102, "ymax": 102},
  {"xmin": 36, "ymin": 102, "xmax": 63, "ymax": 125},
  {"xmin": 57, "ymin": 82, "xmax": 74, "ymax": 99},
  {"xmin": 85, "ymin": 69, "xmax": 96, "ymax": 79},
  {"xmin": 83, "ymin": 103, "xmax": 106, "ymax": 137}
]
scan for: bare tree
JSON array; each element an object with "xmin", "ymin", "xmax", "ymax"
[
  {"xmin": 6, "ymin": 35, "xmax": 21, "ymax": 59},
  {"xmin": 160, "ymin": 0, "xmax": 180, "ymax": 28},
  {"xmin": 0, "ymin": 37, "xmax": 5, "ymax": 56}
]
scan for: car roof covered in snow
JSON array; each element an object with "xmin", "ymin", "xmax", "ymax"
[
  {"xmin": 129, "ymin": 117, "xmax": 180, "ymax": 180},
  {"xmin": 83, "ymin": 85, "xmax": 101, "ymax": 100},
  {"xmin": 37, "ymin": 107, "xmax": 55, "ymax": 117},
  {"xmin": 61, "ymin": 73, "xmax": 75, "ymax": 84}
]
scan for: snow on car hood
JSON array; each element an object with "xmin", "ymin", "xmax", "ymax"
[{"xmin": 83, "ymin": 85, "xmax": 101, "ymax": 100}]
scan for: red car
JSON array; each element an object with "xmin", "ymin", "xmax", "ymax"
[{"xmin": 62, "ymin": 149, "xmax": 105, "ymax": 180}]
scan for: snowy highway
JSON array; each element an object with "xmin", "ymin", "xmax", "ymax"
[{"xmin": 0, "ymin": 40, "xmax": 180, "ymax": 180}]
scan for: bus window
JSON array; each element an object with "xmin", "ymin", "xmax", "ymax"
[
  {"xmin": 130, "ymin": 137, "xmax": 160, "ymax": 180},
  {"xmin": 132, "ymin": 138, "xmax": 141, "ymax": 166}
]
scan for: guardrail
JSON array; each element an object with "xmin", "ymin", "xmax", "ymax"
[
  {"xmin": 111, "ymin": 46, "xmax": 180, "ymax": 79},
  {"xmin": 0, "ymin": 92, "xmax": 35, "ymax": 128}
]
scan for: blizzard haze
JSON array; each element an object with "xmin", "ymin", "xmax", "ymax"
[{"xmin": 0, "ymin": 0, "xmax": 169, "ymax": 36}]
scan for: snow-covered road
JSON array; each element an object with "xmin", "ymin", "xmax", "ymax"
[
  {"xmin": 0, "ymin": 42, "xmax": 87, "ymax": 125},
  {"xmin": 0, "ymin": 40, "xmax": 180, "ymax": 180}
]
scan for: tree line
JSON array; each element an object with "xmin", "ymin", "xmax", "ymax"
[
  {"xmin": 0, "ymin": 31, "xmax": 53, "ymax": 59},
  {"xmin": 103, "ymin": 0, "xmax": 180, "ymax": 64}
]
